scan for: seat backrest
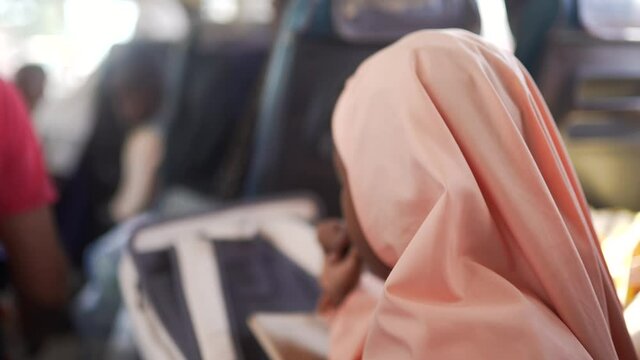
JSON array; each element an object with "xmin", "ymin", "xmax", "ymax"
[
  {"xmin": 244, "ymin": 0, "xmax": 481, "ymax": 215},
  {"xmin": 161, "ymin": 30, "xmax": 270, "ymax": 195},
  {"xmin": 535, "ymin": 0, "xmax": 640, "ymax": 118},
  {"xmin": 533, "ymin": 0, "xmax": 640, "ymax": 210},
  {"xmin": 504, "ymin": 0, "xmax": 562, "ymax": 76}
]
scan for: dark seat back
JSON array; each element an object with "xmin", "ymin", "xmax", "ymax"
[
  {"xmin": 161, "ymin": 34, "xmax": 270, "ymax": 195},
  {"xmin": 504, "ymin": 0, "xmax": 563, "ymax": 76},
  {"xmin": 244, "ymin": 0, "xmax": 481, "ymax": 215}
]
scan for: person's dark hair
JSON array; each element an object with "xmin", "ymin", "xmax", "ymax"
[
  {"xmin": 110, "ymin": 45, "xmax": 164, "ymax": 123},
  {"xmin": 14, "ymin": 64, "xmax": 47, "ymax": 111},
  {"xmin": 15, "ymin": 64, "xmax": 45, "ymax": 83}
]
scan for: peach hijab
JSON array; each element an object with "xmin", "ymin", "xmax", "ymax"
[{"xmin": 331, "ymin": 29, "xmax": 636, "ymax": 359}]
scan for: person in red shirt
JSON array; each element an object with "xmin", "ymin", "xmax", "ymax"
[{"xmin": 0, "ymin": 79, "xmax": 68, "ymax": 350}]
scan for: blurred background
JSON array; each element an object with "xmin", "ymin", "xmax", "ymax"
[{"xmin": 2, "ymin": 0, "xmax": 640, "ymax": 358}]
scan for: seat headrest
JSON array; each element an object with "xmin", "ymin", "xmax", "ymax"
[
  {"xmin": 331, "ymin": 0, "xmax": 481, "ymax": 43},
  {"xmin": 286, "ymin": 0, "xmax": 480, "ymax": 43}
]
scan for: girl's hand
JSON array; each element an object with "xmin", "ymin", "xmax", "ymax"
[{"xmin": 316, "ymin": 219, "xmax": 362, "ymax": 312}]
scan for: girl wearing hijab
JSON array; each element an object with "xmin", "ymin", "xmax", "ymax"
[{"xmin": 317, "ymin": 29, "xmax": 637, "ymax": 359}]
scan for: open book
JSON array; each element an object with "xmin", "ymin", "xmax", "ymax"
[{"xmin": 248, "ymin": 312, "xmax": 329, "ymax": 360}]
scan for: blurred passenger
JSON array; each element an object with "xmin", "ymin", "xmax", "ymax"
[
  {"xmin": 108, "ymin": 48, "xmax": 164, "ymax": 223},
  {"xmin": 318, "ymin": 30, "xmax": 636, "ymax": 359},
  {"xmin": 14, "ymin": 64, "xmax": 47, "ymax": 113},
  {"xmin": 0, "ymin": 79, "xmax": 69, "ymax": 351},
  {"xmin": 71, "ymin": 46, "xmax": 165, "ymax": 351}
]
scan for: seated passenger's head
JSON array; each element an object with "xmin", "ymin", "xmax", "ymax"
[
  {"xmin": 14, "ymin": 64, "xmax": 46, "ymax": 112},
  {"xmin": 332, "ymin": 29, "xmax": 528, "ymax": 271},
  {"xmin": 110, "ymin": 47, "xmax": 163, "ymax": 125}
]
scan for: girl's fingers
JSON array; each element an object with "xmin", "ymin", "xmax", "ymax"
[
  {"xmin": 317, "ymin": 219, "xmax": 350, "ymax": 257},
  {"xmin": 317, "ymin": 294, "xmax": 335, "ymax": 313},
  {"xmin": 319, "ymin": 247, "xmax": 362, "ymax": 308}
]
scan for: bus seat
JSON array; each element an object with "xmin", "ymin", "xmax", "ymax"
[
  {"xmin": 504, "ymin": 0, "xmax": 562, "ymax": 76},
  {"xmin": 243, "ymin": 0, "xmax": 481, "ymax": 215},
  {"xmin": 161, "ymin": 32, "xmax": 270, "ymax": 196},
  {"xmin": 535, "ymin": 0, "xmax": 640, "ymax": 210}
]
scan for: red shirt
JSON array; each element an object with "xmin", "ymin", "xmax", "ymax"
[{"xmin": 0, "ymin": 80, "xmax": 56, "ymax": 219}]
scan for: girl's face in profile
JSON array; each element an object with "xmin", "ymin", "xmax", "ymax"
[
  {"xmin": 315, "ymin": 152, "xmax": 391, "ymax": 311},
  {"xmin": 334, "ymin": 152, "xmax": 391, "ymax": 280}
]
